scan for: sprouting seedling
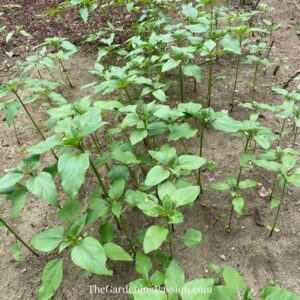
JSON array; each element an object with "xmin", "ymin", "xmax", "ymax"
[
  {"xmin": 39, "ymin": 37, "xmax": 77, "ymax": 88},
  {"xmin": 272, "ymin": 86, "xmax": 300, "ymax": 144},
  {"xmin": 254, "ymin": 148, "xmax": 300, "ymax": 236},
  {"xmin": 0, "ymin": 78, "xmax": 58, "ymax": 159},
  {"xmin": 4, "ymin": 25, "xmax": 31, "ymax": 44},
  {"xmin": 142, "ymin": 144, "xmax": 206, "ymax": 189},
  {"xmin": 178, "ymin": 102, "xmax": 219, "ymax": 191},
  {"xmin": 63, "ymin": 0, "xmax": 98, "ymax": 23},
  {"xmin": 243, "ymin": 53, "xmax": 271, "ymax": 101},
  {"xmin": 161, "ymin": 45, "xmax": 201, "ymax": 103},
  {"xmin": 263, "ymin": 19, "xmax": 281, "ymax": 57},
  {"xmin": 126, "ymin": 180, "xmax": 201, "ymax": 258}
]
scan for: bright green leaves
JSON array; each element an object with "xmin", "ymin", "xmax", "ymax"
[
  {"xmin": 162, "ymin": 59, "xmax": 181, "ymax": 72},
  {"xmin": 58, "ymin": 150, "xmax": 90, "ymax": 198},
  {"xmin": 71, "ymin": 237, "xmax": 112, "ymax": 275},
  {"xmin": 238, "ymin": 179, "xmax": 257, "ymax": 189},
  {"xmin": 31, "ymin": 226, "xmax": 65, "ymax": 252},
  {"xmin": 182, "ymin": 4, "xmax": 198, "ymax": 19},
  {"xmin": 135, "ymin": 251, "xmax": 152, "ymax": 280},
  {"xmin": 182, "ymin": 64, "xmax": 202, "ymax": 82},
  {"xmin": 165, "ymin": 260, "xmax": 185, "ymax": 291},
  {"xmin": 130, "ymin": 129, "xmax": 148, "ymax": 145},
  {"xmin": 27, "ymin": 135, "xmax": 62, "ymax": 155},
  {"xmin": 145, "ymin": 166, "xmax": 170, "ymax": 187},
  {"xmin": 79, "ymin": 7, "xmax": 89, "ymax": 23},
  {"xmin": 232, "ymin": 196, "xmax": 244, "ymax": 215},
  {"xmin": 182, "ymin": 228, "xmax": 202, "ymax": 248},
  {"xmin": 0, "ymin": 172, "xmax": 23, "ymax": 191},
  {"xmin": 177, "ymin": 155, "xmax": 206, "ymax": 170},
  {"xmin": 39, "ymin": 259, "xmax": 63, "ymax": 300},
  {"xmin": 103, "ymin": 242, "xmax": 133, "ymax": 261},
  {"xmin": 168, "ymin": 123, "xmax": 197, "ymax": 142},
  {"xmin": 143, "ymin": 225, "xmax": 169, "ymax": 253},
  {"xmin": 209, "ymin": 182, "xmax": 230, "ymax": 191},
  {"xmin": 261, "ymin": 286, "xmax": 300, "ymax": 300},
  {"xmin": 222, "ymin": 267, "xmax": 245, "ymax": 293},
  {"xmin": 180, "ymin": 279, "xmax": 214, "ymax": 300},
  {"xmin": 221, "ymin": 35, "xmax": 241, "ymax": 55},
  {"xmin": 4, "ymin": 100, "xmax": 20, "ymax": 126},
  {"xmin": 26, "ymin": 172, "xmax": 58, "ymax": 207}
]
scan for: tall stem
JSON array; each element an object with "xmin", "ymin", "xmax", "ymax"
[
  {"xmin": 227, "ymin": 135, "xmax": 251, "ymax": 232},
  {"xmin": 59, "ymin": 59, "xmax": 73, "ymax": 88},
  {"xmin": 179, "ymin": 63, "xmax": 184, "ymax": 103},
  {"xmin": 230, "ymin": 55, "xmax": 241, "ymax": 112},
  {"xmin": 90, "ymin": 134, "xmax": 110, "ymax": 172},
  {"xmin": 198, "ymin": 126, "xmax": 205, "ymax": 194},
  {"xmin": 124, "ymin": 87, "xmax": 133, "ymax": 104},
  {"xmin": 207, "ymin": 56, "xmax": 213, "ymax": 107},
  {"xmin": 168, "ymin": 222, "xmax": 174, "ymax": 259},
  {"xmin": 269, "ymin": 174, "xmax": 277, "ymax": 202},
  {"xmin": 12, "ymin": 90, "xmax": 58, "ymax": 160},
  {"xmin": 251, "ymin": 62, "xmax": 259, "ymax": 101},
  {"xmin": 269, "ymin": 178, "xmax": 286, "ymax": 237},
  {"xmin": 0, "ymin": 217, "xmax": 39, "ymax": 257},
  {"xmin": 119, "ymin": 216, "xmax": 135, "ymax": 255}
]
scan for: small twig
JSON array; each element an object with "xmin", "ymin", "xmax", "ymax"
[{"xmin": 283, "ymin": 70, "xmax": 300, "ymax": 88}]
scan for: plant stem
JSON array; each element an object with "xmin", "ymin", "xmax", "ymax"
[
  {"xmin": 230, "ymin": 55, "xmax": 241, "ymax": 112},
  {"xmin": 278, "ymin": 118, "xmax": 286, "ymax": 146},
  {"xmin": 59, "ymin": 59, "xmax": 73, "ymax": 88},
  {"xmin": 118, "ymin": 216, "xmax": 136, "ymax": 255},
  {"xmin": 124, "ymin": 87, "xmax": 133, "ymax": 104},
  {"xmin": 227, "ymin": 135, "xmax": 251, "ymax": 233},
  {"xmin": 0, "ymin": 217, "xmax": 39, "ymax": 257},
  {"xmin": 269, "ymin": 178, "xmax": 287, "ymax": 237},
  {"xmin": 168, "ymin": 222, "xmax": 174, "ymax": 259},
  {"xmin": 179, "ymin": 63, "xmax": 184, "ymax": 103},
  {"xmin": 90, "ymin": 134, "xmax": 110, "ymax": 172},
  {"xmin": 12, "ymin": 90, "xmax": 58, "ymax": 160},
  {"xmin": 251, "ymin": 62, "xmax": 259, "ymax": 101},
  {"xmin": 269, "ymin": 174, "xmax": 277, "ymax": 202},
  {"xmin": 198, "ymin": 125, "xmax": 205, "ymax": 194},
  {"xmin": 207, "ymin": 56, "xmax": 213, "ymax": 107},
  {"xmin": 13, "ymin": 121, "xmax": 21, "ymax": 145}
]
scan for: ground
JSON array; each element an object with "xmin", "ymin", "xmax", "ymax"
[{"xmin": 0, "ymin": 0, "xmax": 300, "ymax": 299}]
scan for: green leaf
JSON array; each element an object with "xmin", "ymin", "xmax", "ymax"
[
  {"xmin": 11, "ymin": 241, "xmax": 21, "ymax": 261},
  {"xmin": 61, "ymin": 41, "xmax": 77, "ymax": 53},
  {"xmin": 143, "ymin": 225, "xmax": 168, "ymax": 253},
  {"xmin": 180, "ymin": 279, "xmax": 214, "ymax": 300},
  {"xmin": 221, "ymin": 35, "xmax": 241, "ymax": 54},
  {"xmin": 153, "ymin": 89, "xmax": 167, "ymax": 102},
  {"xmin": 133, "ymin": 289, "xmax": 167, "ymax": 300},
  {"xmin": 182, "ymin": 64, "xmax": 202, "ymax": 82},
  {"xmin": 28, "ymin": 135, "xmax": 62, "ymax": 155},
  {"xmin": 261, "ymin": 286, "xmax": 300, "ymax": 300},
  {"xmin": 182, "ymin": 228, "xmax": 202, "ymax": 247},
  {"xmin": 71, "ymin": 237, "xmax": 112, "ymax": 275},
  {"xmin": 135, "ymin": 251, "xmax": 152, "ymax": 279},
  {"xmin": 26, "ymin": 172, "xmax": 58, "ymax": 207},
  {"xmin": 99, "ymin": 223, "xmax": 115, "ymax": 244},
  {"xmin": 270, "ymin": 199, "xmax": 281, "ymax": 209},
  {"xmin": 223, "ymin": 266, "xmax": 245, "ymax": 292},
  {"xmin": 212, "ymin": 115, "xmax": 242, "ymax": 133},
  {"xmin": 209, "ymin": 182, "xmax": 230, "ymax": 191},
  {"xmin": 178, "ymin": 155, "xmax": 206, "ymax": 170},
  {"xmin": 0, "ymin": 172, "xmax": 23, "ymax": 191},
  {"xmin": 182, "ymin": 4, "xmax": 198, "ymax": 19},
  {"xmin": 165, "ymin": 260, "xmax": 185, "ymax": 290},
  {"xmin": 168, "ymin": 123, "xmax": 197, "ymax": 141},
  {"xmin": 232, "ymin": 196, "xmax": 244, "ymax": 215},
  {"xmin": 145, "ymin": 166, "xmax": 170, "ymax": 186},
  {"xmin": 238, "ymin": 179, "xmax": 257, "ymax": 189},
  {"xmin": 130, "ymin": 129, "xmax": 148, "ymax": 145},
  {"xmin": 255, "ymin": 160, "xmax": 280, "ymax": 172},
  {"xmin": 162, "ymin": 59, "xmax": 181, "ymax": 72},
  {"xmin": 4, "ymin": 100, "xmax": 20, "ymax": 126},
  {"xmin": 58, "ymin": 151, "xmax": 90, "ymax": 198},
  {"xmin": 79, "ymin": 7, "xmax": 89, "ymax": 23},
  {"xmin": 150, "ymin": 271, "xmax": 165, "ymax": 286},
  {"xmin": 31, "ymin": 226, "xmax": 65, "ymax": 252},
  {"xmin": 210, "ymin": 286, "xmax": 235, "ymax": 300},
  {"xmin": 58, "ymin": 199, "xmax": 82, "ymax": 222},
  {"xmin": 103, "ymin": 242, "xmax": 133, "ymax": 261},
  {"xmin": 173, "ymin": 186, "xmax": 200, "ymax": 207},
  {"xmin": 39, "ymin": 259, "xmax": 63, "ymax": 300},
  {"xmin": 7, "ymin": 184, "xmax": 27, "ymax": 219}
]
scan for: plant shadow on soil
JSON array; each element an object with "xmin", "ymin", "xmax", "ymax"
[{"xmin": 0, "ymin": 0, "xmax": 300, "ymax": 299}]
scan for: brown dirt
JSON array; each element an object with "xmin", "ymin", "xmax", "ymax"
[{"xmin": 0, "ymin": 0, "xmax": 300, "ymax": 300}]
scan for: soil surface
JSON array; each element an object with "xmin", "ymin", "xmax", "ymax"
[{"xmin": 0, "ymin": 1, "xmax": 300, "ymax": 300}]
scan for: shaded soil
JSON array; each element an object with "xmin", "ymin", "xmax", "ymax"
[{"xmin": 0, "ymin": 0, "xmax": 300, "ymax": 300}]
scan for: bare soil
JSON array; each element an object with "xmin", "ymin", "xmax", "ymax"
[{"xmin": 0, "ymin": 0, "xmax": 300, "ymax": 299}]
